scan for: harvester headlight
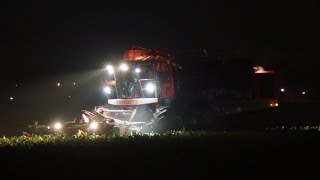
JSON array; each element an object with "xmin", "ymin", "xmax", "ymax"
[
  {"xmin": 135, "ymin": 68, "xmax": 141, "ymax": 73},
  {"xmin": 104, "ymin": 86, "xmax": 111, "ymax": 94},
  {"xmin": 89, "ymin": 121, "xmax": 98, "ymax": 130},
  {"xmin": 120, "ymin": 64, "xmax": 129, "ymax": 71},
  {"xmin": 145, "ymin": 83, "xmax": 155, "ymax": 93},
  {"xmin": 106, "ymin": 65, "xmax": 114, "ymax": 75},
  {"xmin": 54, "ymin": 122, "xmax": 62, "ymax": 130}
]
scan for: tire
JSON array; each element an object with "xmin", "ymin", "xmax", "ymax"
[{"xmin": 152, "ymin": 107, "xmax": 184, "ymax": 133}]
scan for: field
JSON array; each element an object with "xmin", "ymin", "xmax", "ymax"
[
  {"xmin": 1, "ymin": 102, "xmax": 320, "ymax": 179},
  {"xmin": 1, "ymin": 129, "xmax": 320, "ymax": 179}
]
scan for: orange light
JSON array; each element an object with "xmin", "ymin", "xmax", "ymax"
[{"xmin": 253, "ymin": 65, "xmax": 274, "ymax": 74}]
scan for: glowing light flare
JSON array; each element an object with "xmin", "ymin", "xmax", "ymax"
[
  {"xmin": 9, "ymin": 97, "xmax": 13, "ymax": 101},
  {"xmin": 270, "ymin": 102, "xmax": 279, "ymax": 107},
  {"xmin": 54, "ymin": 122, "xmax": 62, "ymax": 130},
  {"xmin": 120, "ymin": 64, "xmax": 129, "ymax": 71},
  {"xmin": 106, "ymin": 65, "xmax": 113, "ymax": 70},
  {"xmin": 146, "ymin": 83, "xmax": 155, "ymax": 93},
  {"xmin": 253, "ymin": 66, "xmax": 274, "ymax": 74},
  {"xmin": 89, "ymin": 121, "xmax": 98, "ymax": 130},
  {"xmin": 302, "ymin": 91, "xmax": 306, "ymax": 95},
  {"xmin": 57, "ymin": 83, "xmax": 61, "ymax": 87},
  {"xmin": 280, "ymin": 88, "xmax": 285, "ymax": 92},
  {"xmin": 253, "ymin": 66, "xmax": 264, "ymax": 73},
  {"xmin": 135, "ymin": 68, "xmax": 141, "ymax": 73},
  {"xmin": 106, "ymin": 65, "xmax": 114, "ymax": 74},
  {"xmin": 104, "ymin": 86, "xmax": 111, "ymax": 94}
]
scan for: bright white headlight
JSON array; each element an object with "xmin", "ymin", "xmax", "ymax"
[
  {"xmin": 146, "ymin": 83, "xmax": 155, "ymax": 93},
  {"xmin": 106, "ymin": 65, "xmax": 114, "ymax": 74},
  {"xmin": 120, "ymin": 64, "xmax": 129, "ymax": 71},
  {"xmin": 135, "ymin": 68, "xmax": 141, "ymax": 73},
  {"xmin": 104, "ymin": 86, "xmax": 111, "ymax": 94},
  {"xmin": 54, "ymin": 122, "xmax": 62, "ymax": 130},
  {"xmin": 89, "ymin": 122, "xmax": 98, "ymax": 130}
]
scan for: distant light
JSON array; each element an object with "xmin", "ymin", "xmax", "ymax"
[
  {"xmin": 302, "ymin": 91, "xmax": 306, "ymax": 95},
  {"xmin": 15, "ymin": 84, "xmax": 18, "ymax": 87},
  {"xmin": 120, "ymin": 64, "xmax": 129, "ymax": 71},
  {"xmin": 73, "ymin": 82, "xmax": 76, "ymax": 86},
  {"xmin": 135, "ymin": 68, "xmax": 141, "ymax": 73},
  {"xmin": 280, "ymin": 88, "xmax": 285, "ymax": 92},
  {"xmin": 54, "ymin": 122, "xmax": 62, "ymax": 130},
  {"xmin": 275, "ymin": 103, "xmax": 279, "ymax": 107},
  {"xmin": 57, "ymin": 83, "xmax": 61, "ymax": 87},
  {"xmin": 9, "ymin": 97, "xmax": 13, "ymax": 101},
  {"xmin": 253, "ymin": 66, "xmax": 264, "ymax": 73},
  {"xmin": 68, "ymin": 95, "xmax": 71, "ymax": 98},
  {"xmin": 270, "ymin": 103, "xmax": 273, "ymax": 107}
]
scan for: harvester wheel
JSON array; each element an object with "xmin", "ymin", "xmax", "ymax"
[{"xmin": 153, "ymin": 107, "xmax": 184, "ymax": 133}]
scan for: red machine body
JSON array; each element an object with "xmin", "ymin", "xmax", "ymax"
[{"xmin": 123, "ymin": 46, "xmax": 176, "ymax": 100}]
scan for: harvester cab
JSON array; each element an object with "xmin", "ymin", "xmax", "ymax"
[{"xmin": 103, "ymin": 61, "xmax": 160, "ymax": 105}]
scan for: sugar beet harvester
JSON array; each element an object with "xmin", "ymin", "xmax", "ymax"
[{"xmin": 26, "ymin": 46, "xmax": 183, "ymax": 135}]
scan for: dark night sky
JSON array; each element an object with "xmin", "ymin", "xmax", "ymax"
[
  {"xmin": 2, "ymin": 1, "xmax": 319, "ymax": 77},
  {"xmin": 0, "ymin": 1, "xmax": 320, "ymax": 132}
]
